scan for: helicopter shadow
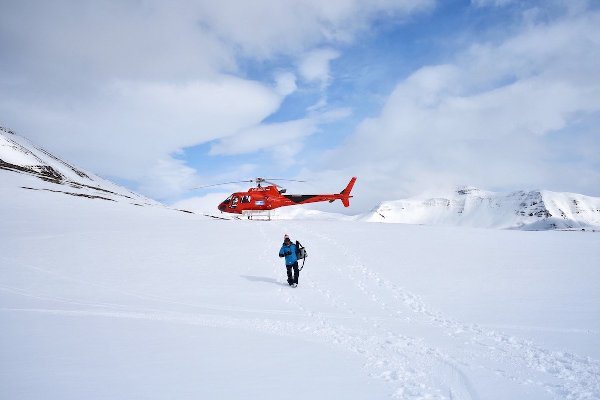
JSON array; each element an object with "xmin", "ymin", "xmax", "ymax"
[{"xmin": 241, "ymin": 275, "xmax": 288, "ymax": 287}]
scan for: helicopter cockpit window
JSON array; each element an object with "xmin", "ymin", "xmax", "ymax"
[
  {"xmin": 223, "ymin": 195, "xmax": 232, "ymax": 204},
  {"xmin": 229, "ymin": 196, "xmax": 239, "ymax": 208},
  {"xmin": 241, "ymin": 195, "xmax": 251, "ymax": 203}
]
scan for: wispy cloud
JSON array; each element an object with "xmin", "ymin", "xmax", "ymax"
[
  {"xmin": 471, "ymin": 0, "xmax": 516, "ymax": 8},
  {"xmin": 299, "ymin": 48, "xmax": 341, "ymax": 87},
  {"xmin": 209, "ymin": 107, "xmax": 351, "ymax": 162}
]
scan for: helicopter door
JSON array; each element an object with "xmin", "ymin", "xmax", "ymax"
[{"xmin": 229, "ymin": 196, "xmax": 239, "ymax": 208}]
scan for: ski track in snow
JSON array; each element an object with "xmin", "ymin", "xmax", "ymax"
[
  {"xmin": 286, "ymin": 222, "xmax": 600, "ymax": 400},
  {"xmin": 2, "ymin": 225, "xmax": 599, "ymax": 400},
  {"xmin": 256, "ymin": 224, "xmax": 476, "ymax": 400}
]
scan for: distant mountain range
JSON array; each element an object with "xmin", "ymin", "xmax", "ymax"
[
  {"xmin": 2, "ymin": 125, "xmax": 599, "ymax": 231},
  {"xmin": 361, "ymin": 187, "xmax": 600, "ymax": 231}
]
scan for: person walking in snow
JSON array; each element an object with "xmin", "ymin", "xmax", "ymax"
[{"xmin": 279, "ymin": 234, "xmax": 300, "ymax": 287}]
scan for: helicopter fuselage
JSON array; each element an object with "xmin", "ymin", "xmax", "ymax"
[{"xmin": 217, "ymin": 177, "xmax": 356, "ymax": 214}]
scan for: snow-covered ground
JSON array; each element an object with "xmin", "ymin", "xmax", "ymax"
[{"xmin": 2, "ymin": 166, "xmax": 600, "ymax": 399}]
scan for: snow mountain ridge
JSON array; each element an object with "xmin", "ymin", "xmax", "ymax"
[
  {"xmin": 0, "ymin": 125, "xmax": 158, "ymax": 206},
  {"xmin": 361, "ymin": 186, "xmax": 600, "ymax": 231}
]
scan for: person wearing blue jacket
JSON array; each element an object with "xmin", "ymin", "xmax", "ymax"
[{"xmin": 279, "ymin": 234, "xmax": 299, "ymax": 287}]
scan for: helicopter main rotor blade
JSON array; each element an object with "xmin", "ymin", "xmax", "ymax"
[
  {"xmin": 189, "ymin": 177, "xmax": 307, "ymax": 190},
  {"xmin": 262, "ymin": 178, "xmax": 308, "ymax": 183},
  {"xmin": 191, "ymin": 180, "xmax": 254, "ymax": 190}
]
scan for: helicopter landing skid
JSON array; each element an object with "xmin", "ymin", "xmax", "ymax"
[{"xmin": 242, "ymin": 210, "xmax": 272, "ymax": 221}]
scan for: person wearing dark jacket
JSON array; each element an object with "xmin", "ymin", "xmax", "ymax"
[{"xmin": 279, "ymin": 234, "xmax": 299, "ymax": 287}]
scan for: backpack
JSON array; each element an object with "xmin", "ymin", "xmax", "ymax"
[{"xmin": 295, "ymin": 240, "xmax": 307, "ymax": 259}]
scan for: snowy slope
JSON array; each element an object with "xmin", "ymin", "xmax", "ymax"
[
  {"xmin": 0, "ymin": 125, "xmax": 158, "ymax": 206},
  {"xmin": 2, "ymin": 175, "xmax": 600, "ymax": 399},
  {"xmin": 362, "ymin": 187, "xmax": 600, "ymax": 231}
]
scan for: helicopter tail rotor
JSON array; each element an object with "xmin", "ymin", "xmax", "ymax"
[{"xmin": 340, "ymin": 177, "xmax": 357, "ymax": 207}]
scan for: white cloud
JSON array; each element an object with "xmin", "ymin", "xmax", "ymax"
[
  {"xmin": 137, "ymin": 158, "xmax": 199, "ymax": 200},
  {"xmin": 210, "ymin": 118, "xmax": 318, "ymax": 156},
  {"xmin": 471, "ymin": 0, "xmax": 516, "ymax": 7},
  {"xmin": 209, "ymin": 107, "xmax": 351, "ymax": 161},
  {"xmin": 1, "ymin": 75, "xmax": 283, "ymax": 181},
  {"xmin": 299, "ymin": 48, "xmax": 341, "ymax": 85},
  {"xmin": 194, "ymin": 0, "xmax": 435, "ymax": 57},
  {"xmin": 314, "ymin": 7, "xmax": 600, "ymax": 210},
  {"xmin": 274, "ymin": 72, "xmax": 298, "ymax": 96}
]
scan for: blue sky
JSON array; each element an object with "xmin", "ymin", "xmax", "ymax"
[
  {"xmin": 1, "ymin": 0, "xmax": 599, "ymax": 213},
  {"xmin": 180, "ymin": 2, "xmax": 504, "ymax": 171}
]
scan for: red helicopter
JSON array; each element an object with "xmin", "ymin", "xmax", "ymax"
[{"xmin": 201, "ymin": 177, "xmax": 356, "ymax": 215}]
